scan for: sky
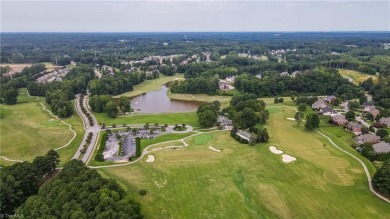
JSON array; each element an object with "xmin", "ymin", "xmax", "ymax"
[{"xmin": 1, "ymin": 0, "xmax": 389, "ymax": 32}]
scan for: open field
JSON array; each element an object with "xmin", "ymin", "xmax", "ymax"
[
  {"xmin": 0, "ymin": 63, "xmax": 32, "ymax": 76},
  {"xmin": 93, "ymin": 111, "xmax": 200, "ymax": 128},
  {"xmin": 339, "ymin": 69, "xmax": 378, "ymax": 85},
  {"xmin": 100, "ymin": 105, "xmax": 390, "ymax": 218},
  {"xmin": 115, "ymin": 74, "xmax": 185, "ymax": 98},
  {"xmin": 167, "ymin": 93, "xmax": 232, "ymax": 107},
  {"xmin": 0, "ymin": 89, "xmax": 76, "ymax": 164}
]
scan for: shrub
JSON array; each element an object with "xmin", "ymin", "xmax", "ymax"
[{"xmin": 139, "ymin": 189, "xmax": 147, "ymax": 196}]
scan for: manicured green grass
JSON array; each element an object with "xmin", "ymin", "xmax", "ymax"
[
  {"xmin": 115, "ymin": 74, "xmax": 184, "ymax": 98},
  {"xmin": 140, "ymin": 133, "xmax": 193, "ymax": 151},
  {"xmin": 167, "ymin": 93, "xmax": 232, "ymax": 108},
  {"xmin": 56, "ymin": 101, "xmax": 85, "ymax": 166},
  {"xmin": 93, "ymin": 111, "xmax": 200, "ymax": 128},
  {"xmin": 339, "ymin": 69, "xmax": 378, "ymax": 85},
  {"xmin": 192, "ymin": 134, "xmax": 214, "ymax": 145},
  {"xmin": 100, "ymin": 106, "xmax": 390, "ymax": 218},
  {"xmin": 0, "ymin": 89, "xmax": 76, "ymax": 164}
]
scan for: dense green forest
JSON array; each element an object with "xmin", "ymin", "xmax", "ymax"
[
  {"xmin": 1, "ymin": 32, "xmax": 390, "ymax": 108},
  {"xmin": 16, "ymin": 160, "xmax": 143, "ymax": 218}
]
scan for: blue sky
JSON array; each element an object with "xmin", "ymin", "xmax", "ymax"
[{"xmin": 1, "ymin": 1, "xmax": 389, "ymax": 32}]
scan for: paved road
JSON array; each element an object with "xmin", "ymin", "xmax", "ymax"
[
  {"xmin": 356, "ymin": 116, "xmax": 377, "ymax": 132},
  {"xmin": 72, "ymin": 94, "xmax": 101, "ymax": 163}
]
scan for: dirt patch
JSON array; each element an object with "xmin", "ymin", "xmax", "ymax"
[{"xmin": 0, "ymin": 64, "xmax": 32, "ymax": 76}]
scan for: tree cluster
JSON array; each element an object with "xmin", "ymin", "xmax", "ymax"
[
  {"xmin": 197, "ymin": 101, "xmax": 220, "ymax": 128},
  {"xmin": 79, "ymin": 94, "xmax": 94, "ymax": 126},
  {"xmin": 372, "ymin": 159, "xmax": 390, "ymax": 198},
  {"xmin": 305, "ymin": 113, "xmax": 320, "ymax": 131},
  {"xmin": 16, "ymin": 160, "xmax": 143, "ymax": 218},
  {"xmin": 89, "ymin": 95, "xmax": 122, "ymax": 118},
  {"xmin": 0, "ymin": 150, "xmax": 60, "ymax": 215},
  {"xmin": 234, "ymin": 68, "xmax": 364, "ymax": 98},
  {"xmin": 88, "ymin": 72, "xmax": 146, "ymax": 96},
  {"xmin": 95, "ymin": 132, "xmax": 108, "ymax": 162},
  {"xmin": 170, "ymin": 77, "xmax": 219, "ymax": 95}
]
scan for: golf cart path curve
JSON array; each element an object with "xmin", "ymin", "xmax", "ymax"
[
  {"xmin": 0, "ymin": 156, "xmax": 23, "ymax": 163},
  {"xmin": 88, "ymin": 130, "xmax": 225, "ymax": 169},
  {"xmin": 40, "ymin": 102, "xmax": 77, "ymax": 151}
]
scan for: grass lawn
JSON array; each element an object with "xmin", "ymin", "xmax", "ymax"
[
  {"xmin": 56, "ymin": 101, "xmax": 85, "ymax": 166},
  {"xmin": 192, "ymin": 134, "xmax": 214, "ymax": 145},
  {"xmin": 93, "ymin": 111, "xmax": 200, "ymax": 128},
  {"xmin": 140, "ymin": 133, "xmax": 194, "ymax": 151},
  {"xmin": 0, "ymin": 89, "xmax": 76, "ymax": 164},
  {"xmin": 339, "ymin": 69, "xmax": 378, "ymax": 85},
  {"xmin": 100, "ymin": 105, "xmax": 390, "ymax": 218},
  {"xmin": 114, "ymin": 74, "xmax": 184, "ymax": 98},
  {"xmin": 167, "ymin": 93, "xmax": 232, "ymax": 108}
]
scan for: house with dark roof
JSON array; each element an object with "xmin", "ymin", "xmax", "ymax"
[
  {"xmin": 373, "ymin": 141, "xmax": 390, "ymax": 154},
  {"xmin": 355, "ymin": 134, "xmax": 381, "ymax": 144},
  {"xmin": 362, "ymin": 102, "xmax": 374, "ymax": 111},
  {"xmin": 312, "ymin": 99, "xmax": 327, "ymax": 109},
  {"xmin": 346, "ymin": 122, "xmax": 362, "ymax": 134},
  {"xmin": 332, "ymin": 115, "xmax": 348, "ymax": 126},
  {"xmin": 368, "ymin": 108, "xmax": 380, "ymax": 119},
  {"xmin": 320, "ymin": 107, "xmax": 338, "ymax": 116},
  {"xmin": 379, "ymin": 117, "xmax": 390, "ymax": 127}
]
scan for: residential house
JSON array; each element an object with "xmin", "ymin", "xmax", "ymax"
[
  {"xmin": 340, "ymin": 102, "xmax": 349, "ymax": 112},
  {"xmin": 332, "ymin": 115, "xmax": 348, "ymax": 126},
  {"xmin": 237, "ymin": 130, "xmax": 252, "ymax": 141},
  {"xmin": 255, "ymin": 74, "xmax": 262, "ymax": 79},
  {"xmin": 379, "ymin": 117, "xmax": 390, "ymax": 127},
  {"xmin": 217, "ymin": 115, "xmax": 233, "ymax": 127},
  {"xmin": 346, "ymin": 122, "xmax": 362, "ymax": 134},
  {"xmin": 279, "ymin": 71, "xmax": 289, "ymax": 77},
  {"xmin": 355, "ymin": 134, "xmax": 381, "ymax": 144},
  {"xmin": 225, "ymin": 76, "xmax": 235, "ymax": 83},
  {"xmin": 320, "ymin": 107, "xmax": 338, "ymax": 116},
  {"xmin": 373, "ymin": 141, "xmax": 390, "ymax": 154},
  {"xmin": 325, "ymin": 95, "xmax": 336, "ymax": 104},
  {"xmin": 312, "ymin": 99, "xmax": 327, "ymax": 110},
  {"xmin": 219, "ymin": 81, "xmax": 234, "ymax": 90},
  {"xmin": 362, "ymin": 102, "xmax": 374, "ymax": 111},
  {"xmin": 368, "ymin": 108, "xmax": 380, "ymax": 119},
  {"xmin": 291, "ymin": 71, "xmax": 299, "ymax": 77}
]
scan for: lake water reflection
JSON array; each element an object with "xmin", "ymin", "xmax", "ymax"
[{"xmin": 130, "ymin": 85, "xmax": 200, "ymax": 113}]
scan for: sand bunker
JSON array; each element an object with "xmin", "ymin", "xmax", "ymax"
[
  {"xmin": 208, "ymin": 146, "xmax": 221, "ymax": 152},
  {"xmin": 146, "ymin": 155, "xmax": 155, "ymax": 163},
  {"xmin": 282, "ymin": 154, "xmax": 296, "ymax": 163},
  {"xmin": 286, "ymin": 118, "xmax": 296, "ymax": 121},
  {"xmin": 269, "ymin": 146, "xmax": 284, "ymax": 154}
]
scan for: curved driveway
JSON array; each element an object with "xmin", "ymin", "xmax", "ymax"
[{"xmin": 72, "ymin": 94, "xmax": 101, "ymax": 163}]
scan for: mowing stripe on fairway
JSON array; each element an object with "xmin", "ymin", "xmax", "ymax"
[{"xmin": 317, "ymin": 131, "xmax": 390, "ymax": 203}]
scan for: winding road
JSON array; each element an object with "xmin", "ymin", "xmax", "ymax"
[{"xmin": 72, "ymin": 94, "xmax": 101, "ymax": 163}]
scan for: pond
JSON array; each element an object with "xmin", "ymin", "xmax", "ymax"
[{"xmin": 130, "ymin": 85, "xmax": 200, "ymax": 113}]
